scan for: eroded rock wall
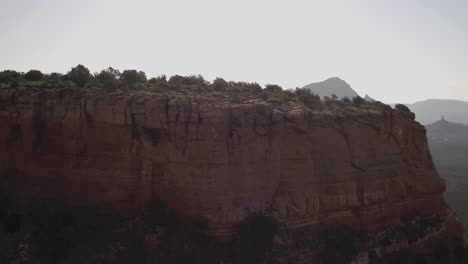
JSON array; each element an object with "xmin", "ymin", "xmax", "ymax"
[{"xmin": 0, "ymin": 88, "xmax": 447, "ymax": 237}]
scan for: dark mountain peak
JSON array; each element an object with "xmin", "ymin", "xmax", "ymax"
[{"xmin": 302, "ymin": 77, "xmax": 359, "ymax": 99}]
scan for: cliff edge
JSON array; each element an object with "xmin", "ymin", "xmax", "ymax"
[{"xmin": 0, "ymin": 88, "xmax": 452, "ymax": 241}]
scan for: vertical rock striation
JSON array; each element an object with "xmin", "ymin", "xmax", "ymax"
[{"xmin": 0, "ymin": 88, "xmax": 449, "ymax": 238}]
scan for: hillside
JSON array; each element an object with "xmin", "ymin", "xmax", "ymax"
[
  {"xmin": 406, "ymin": 99, "xmax": 468, "ymax": 125},
  {"xmin": 302, "ymin": 77, "xmax": 359, "ymax": 99},
  {"xmin": 427, "ymin": 118, "xmax": 468, "ymax": 170}
]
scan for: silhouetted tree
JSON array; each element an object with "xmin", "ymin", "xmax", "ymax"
[
  {"xmin": 46, "ymin": 73, "xmax": 63, "ymax": 82},
  {"xmin": 0, "ymin": 70, "xmax": 22, "ymax": 83},
  {"xmin": 167, "ymin": 75, "xmax": 208, "ymax": 89},
  {"xmin": 342, "ymin": 96, "xmax": 351, "ymax": 103},
  {"xmin": 68, "ymin": 64, "xmax": 91, "ymax": 87},
  {"xmin": 352, "ymin": 96, "xmax": 366, "ymax": 105},
  {"xmin": 95, "ymin": 67, "xmax": 120, "ymax": 83},
  {"xmin": 149, "ymin": 75, "xmax": 167, "ymax": 84},
  {"xmin": 212, "ymin": 77, "xmax": 228, "ymax": 92},
  {"xmin": 24, "ymin": 70, "xmax": 44, "ymax": 81},
  {"xmin": 295, "ymin": 88, "xmax": 322, "ymax": 108},
  {"xmin": 244, "ymin": 82, "xmax": 262, "ymax": 94},
  {"xmin": 121, "ymin": 70, "xmax": 147, "ymax": 87},
  {"xmin": 95, "ymin": 67, "xmax": 121, "ymax": 90},
  {"xmin": 265, "ymin": 84, "xmax": 283, "ymax": 93}
]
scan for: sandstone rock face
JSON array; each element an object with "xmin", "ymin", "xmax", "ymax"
[{"xmin": 0, "ymin": 89, "xmax": 448, "ymax": 237}]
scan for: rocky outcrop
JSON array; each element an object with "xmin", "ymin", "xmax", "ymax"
[{"xmin": 0, "ymin": 88, "xmax": 449, "ymax": 238}]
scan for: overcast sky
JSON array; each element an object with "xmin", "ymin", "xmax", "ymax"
[{"xmin": 1, "ymin": 0, "xmax": 467, "ymax": 103}]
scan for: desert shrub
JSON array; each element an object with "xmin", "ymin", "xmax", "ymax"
[
  {"xmin": 68, "ymin": 64, "xmax": 91, "ymax": 87},
  {"xmin": 148, "ymin": 75, "xmax": 168, "ymax": 89},
  {"xmin": 296, "ymin": 88, "xmax": 322, "ymax": 108},
  {"xmin": 342, "ymin": 96, "xmax": 351, "ymax": 103},
  {"xmin": 95, "ymin": 67, "xmax": 121, "ymax": 90},
  {"xmin": 257, "ymin": 91, "xmax": 268, "ymax": 101},
  {"xmin": 257, "ymin": 86, "xmax": 293, "ymax": 105},
  {"xmin": 167, "ymin": 75, "xmax": 185, "ymax": 87},
  {"xmin": 95, "ymin": 67, "xmax": 120, "ymax": 83},
  {"xmin": 265, "ymin": 84, "xmax": 283, "ymax": 93},
  {"xmin": 212, "ymin": 77, "xmax": 229, "ymax": 92},
  {"xmin": 149, "ymin": 75, "xmax": 166, "ymax": 84},
  {"xmin": 242, "ymin": 82, "xmax": 262, "ymax": 94},
  {"xmin": 373, "ymin": 100, "xmax": 392, "ymax": 111},
  {"xmin": 224, "ymin": 81, "xmax": 261, "ymax": 98},
  {"xmin": 352, "ymin": 96, "xmax": 366, "ymax": 105},
  {"xmin": 60, "ymin": 73, "xmax": 71, "ymax": 82},
  {"xmin": 24, "ymin": 70, "xmax": 44, "ymax": 81},
  {"xmin": 46, "ymin": 72, "xmax": 63, "ymax": 82},
  {"xmin": 283, "ymin": 89, "xmax": 294, "ymax": 98},
  {"xmin": 121, "ymin": 70, "xmax": 147, "ymax": 87},
  {"xmin": 169, "ymin": 75, "xmax": 206, "ymax": 86},
  {"xmin": 0, "ymin": 70, "xmax": 22, "ymax": 83}
]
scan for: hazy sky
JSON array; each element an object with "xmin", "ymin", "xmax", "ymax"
[{"xmin": 1, "ymin": 0, "xmax": 467, "ymax": 103}]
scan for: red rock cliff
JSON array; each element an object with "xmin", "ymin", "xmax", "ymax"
[{"xmin": 0, "ymin": 88, "xmax": 448, "ymax": 238}]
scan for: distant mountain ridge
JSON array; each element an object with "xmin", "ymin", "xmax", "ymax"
[
  {"xmin": 426, "ymin": 118, "xmax": 468, "ymax": 238},
  {"xmin": 406, "ymin": 99, "xmax": 468, "ymax": 125},
  {"xmin": 302, "ymin": 77, "xmax": 359, "ymax": 99},
  {"xmin": 426, "ymin": 117, "xmax": 468, "ymax": 173},
  {"xmin": 426, "ymin": 117, "xmax": 468, "ymax": 144}
]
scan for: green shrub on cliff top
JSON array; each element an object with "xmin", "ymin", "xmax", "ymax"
[
  {"xmin": 0, "ymin": 70, "xmax": 22, "ymax": 83},
  {"xmin": 121, "ymin": 69, "xmax": 147, "ymax": 87},
  {"xmin": 1, "ymin": 66, "xmax": 395, "ymax": 112},
  {"xmin": 95, "ymin": 67, "xmax": 121, "ymax": 90},
  {"xmin": 24, "ymin": 70, "xmax": 44, "ymax": 81},
  {"xmin": 68, "ymin": 64, "xmax": 91, "ymax": 87},
  {"xmin": 212, "ymin": 77, "xmax": 229, "ymax": 91},
  {"xmin": 296, "ymin": 88, "xmax": 322, "ymax": 109}
]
